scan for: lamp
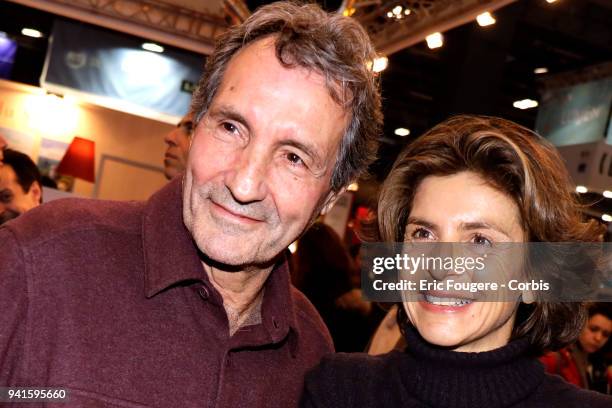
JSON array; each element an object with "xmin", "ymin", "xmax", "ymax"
[{"xmin": 56, "ymin": 136, "xmax": 95, "ymax": 182}]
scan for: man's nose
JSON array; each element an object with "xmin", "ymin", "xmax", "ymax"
[
  {"xmin": 224, "ymin": 146, "xmax": 268, "ymax": 204},
  {"xmin": 164, "ymin": 128, "xmax": 179, "ymax": 145}
]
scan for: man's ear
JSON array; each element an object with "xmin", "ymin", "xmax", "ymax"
[
  {"xmin": 319, "ymin": 187, "xmax": 347, "ymax": 216},
  {"xmin": 28, "ymin": 181, "xmax": 42, "ymax": 205}
]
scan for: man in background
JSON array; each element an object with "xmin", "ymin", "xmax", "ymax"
[
  {"xmin": 163, "ymin": 112, "xmax": 194, "ymax": 179},
  {"xmin": 0, "ymin": 148, "xmax": 42, "ymax": 224},
  {"xmin": 0, "ymin": 133, "xmax": 6, "ymax": 163}
]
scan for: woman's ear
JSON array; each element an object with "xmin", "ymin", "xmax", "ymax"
[{"xmin": 521, "ymin": 289, "xmax": 535, "ymax": 304}]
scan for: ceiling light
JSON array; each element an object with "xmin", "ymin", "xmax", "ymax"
[
  {"xmin": 372, "ymin": 56, "xmax": 388, "ymax": 73},
  {"xmin": 426, "ymin": 32, "xmax": 443, "ymax": 49},
  {"xmin": 575, "ymin": 185, "xmax": 588, "ymax": 194},
  {"xmin": 513, "ymin": 99, "xmax": 538, "ymax": 110},
  {"xmin": 476, "ymin": 12, "xmax": 496, "ymax": 27},
  {"xmin": 342, "ymin": 7, "xmax": 356, "ymax": 17},
  {"xmin": 546, "ymin": 0, "xmax": 557, "ymax": 3},
  {"xmin": 404, "ymin": 9, "xmax": 411, "ymax": 15},
  {"xmin": 392, "ymin": 5, "xmax": 403, "ymax": 15},
  {"xmin": 21, "ymin": 28, "xmax": 42, "ymax": 38},
  {"xmin": 534, "ymin": 67, "xmax": 548, "ymax": 74},
  {"xmin": 603, "ymin": 190, "xmax": 612, "ymax": 198},
  {"xmin": 347, "ymin": 182, "xmax": 359, "ymax": 192},
  {"xmin": 387, "ymin": 11, "xmax": 393, "ymax": 18},
  {"xmin": 394, "ymin": 127, "xmax": 410, "ymax": 136},
  {"xmin": 602, "ymin": 214, "xmax": 612, "ymax": 223},
  {"xmin": 141, "ymin": 42, "xmax": 164, "ymax": 53}
]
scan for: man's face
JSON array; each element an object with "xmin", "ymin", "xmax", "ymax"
[
  {"xmin": 183, "ymin": 38, "xmax": 347, "ymax": 267},
  {"xmin": 0, "ymin": 164, "xmax": 41, "ymax": 224},
  {"xmin": 164, "ymin": 113, "xmax": 194, "ymax": 179}
]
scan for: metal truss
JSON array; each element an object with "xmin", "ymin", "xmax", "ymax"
[
  {"xmin": 8, "ymin": 0, "xmax": 233, "ymax": 54},
  {"xmin": 342, "ymin": 0, "xmax": 517, "ymax": 55}
]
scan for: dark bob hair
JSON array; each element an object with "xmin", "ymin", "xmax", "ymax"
[{"xmin": 375, "ymin": 115, "xmax": 605, "ymax": 354}]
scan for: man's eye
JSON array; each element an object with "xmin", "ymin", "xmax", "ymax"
[
  {"xmin": 221, "ymin": 122, "xmax": 238, "ymax": 134},
  {"xmin": 0, "ymin": 191, "xmax": 13, "ymax": 204},
  {"xmin": 182, "ymin": 121, "xmax": 194, "ymax": 134},
  {"xmin": 286, "ymin": 152, "xmax": 305, "ymax": 166}
]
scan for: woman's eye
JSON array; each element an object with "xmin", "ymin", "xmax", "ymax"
[
  {"xmin": 472, "ymin": 234, "xmax": 492, "ymax": 247},
  {"xmin": 411, "ymin": 228, "xmax": 433, "ymax": 240}
]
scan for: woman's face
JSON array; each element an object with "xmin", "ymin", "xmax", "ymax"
[
  {"xmin": 402, "ymin": 171, "xmax": 525, "ymax": 352},
  {"xmin": 578, "ymin": 313, "xmax": 612, "ymax": 354}
]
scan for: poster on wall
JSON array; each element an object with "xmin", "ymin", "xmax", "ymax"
[
  {"xmin": 0, "ymin": 126, "xmax": 36, "ymax": 157},
  {"xmin": 0, "ymin": 35, "xmax": 17, "ymax": 79},
  {"xmin": 41, "ymin": 20, "xmax": 203, "ymax": 122},
  {"xmin": 536, "ymin": 76, "xmax": 612, "ymax": 147},
  {"xmin": 37, "ymin": 138, "xmax": 68, "ymax": 178}
]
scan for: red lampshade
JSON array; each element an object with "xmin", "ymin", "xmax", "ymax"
[{"xmin": 56, "ymin": 136, "xmax": 95, "ymax": 182}]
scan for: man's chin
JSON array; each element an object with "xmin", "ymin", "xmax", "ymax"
[
  {"xmin": 0, "ymin": 210, "xmax": 21, "ymax": 225},
  {"xmin": 195, "ymin": 241, "xmax": 279, "ymax": 272}
]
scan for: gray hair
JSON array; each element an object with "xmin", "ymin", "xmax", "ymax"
[{"xmin": 190, "ymin": 1, "xmax": 382, "ymax": 191}]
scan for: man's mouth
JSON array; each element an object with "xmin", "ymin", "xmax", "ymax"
[
  {"xmin": 210, "ymin": 201, "xmax": 264, "ymax": 223},
  {"xmin": 0, "ymin": 209, "xmax": 20, "ymax": 225}
]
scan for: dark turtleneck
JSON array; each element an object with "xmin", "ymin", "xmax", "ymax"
[{"xmin": 301, "ymin": 325, "xmax": 612, "ymax": 408}]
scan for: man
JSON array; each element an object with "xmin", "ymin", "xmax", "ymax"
[
  {"xmin": 0, "ymin": 2, "xmax": 382, "ymax": 407},
  {"xmin": 0, "ymin": 148, "xmax": 42, "ymax": 225},
  {"xmin": 163, "ymin": 112, "xmax": 194, "ymax": 179},
  {"xmin": 0, "ymin": 133, "xmax": 6, "ymax": 163}
]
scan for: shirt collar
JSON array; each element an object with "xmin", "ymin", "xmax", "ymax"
[
  {"xmin": 141, "ymin": 177, "xmax": 300, "ymax": 342},
  {"xmin": 142, "ymin": 177, "xmax": 205, "ymax": 298}
]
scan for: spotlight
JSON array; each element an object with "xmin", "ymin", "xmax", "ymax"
[
  {"xmin": 513, "ymin": 99, "xmax": 538, "ymax": 110},
  {"xmin": 394, "ymin": 128, "xmax": 410, "ymax": 136},
  {"xmin": 21, "ymin": 28, "xmax": 43, "ymax": 38},
  {"xmin": 141, "ymin": 42, "xmax": 164, "ymax": 53},
  {"xmin": 476, "ymin": 12, "xmax": 496, "ymax": 27},
  {"xmin": 575, "ymin": 185, "xmax": 588, "ymax": 194},
  {"xmin": 426, "ymin": 33, "xmax": 443, "ymax": 49}
]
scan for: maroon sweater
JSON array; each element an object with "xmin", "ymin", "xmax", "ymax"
[{"xmin": 0, "ymin": 179, "xmax": 333, "ymax": 407}]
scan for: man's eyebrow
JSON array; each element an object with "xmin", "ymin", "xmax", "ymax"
[
  {"xmin": 207, "ymin": 105, "xmax": 251, "ymax": 134},
  {"xmin": 278, "ymin": 139, "xmax": 323, "ymax": 167}
]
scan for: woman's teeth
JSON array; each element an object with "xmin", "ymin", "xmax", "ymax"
[{"xmin": 424, "ymin": 295, "xmax": 473, "ymax": 306}]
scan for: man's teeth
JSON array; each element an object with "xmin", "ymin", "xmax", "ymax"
[{"xmin": 424, "ymin": 295, "xmax": 472, "ymax": 306}]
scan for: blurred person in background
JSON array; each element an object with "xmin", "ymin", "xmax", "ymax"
[
  {"xmin": 163, "ymin": 112, "xmax": 194, "ymax": 179},
  {"xmin": 0, "ymin": 148, "xmax": 42, "ymax": 225},
  {"xmin": 0, "ymin": 133, "xmax": 6, "ymax": 163},
  {"xmin": 291, "ymin": 222, "xmax": 373, "ymax": 352},
  {"xmin": 541, "ymin": 303, "xmax": 612, "ymax": 393}
]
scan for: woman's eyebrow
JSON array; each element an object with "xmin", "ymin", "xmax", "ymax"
[
  {"xmin": 460, "ymin": 221, "xmax": 511, "ymax": 237},
  {"xmin": 406, "ymin": 217, "xmax": 437, "ymax": 231}
]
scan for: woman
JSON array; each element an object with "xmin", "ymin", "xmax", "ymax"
[
  {"xmin": 301, "ymin": 115, "xmax": 612, "ymax": 407},
  {"xmin": 541, "ymin": 303, "xmax": 612, "ymax": 393}
]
